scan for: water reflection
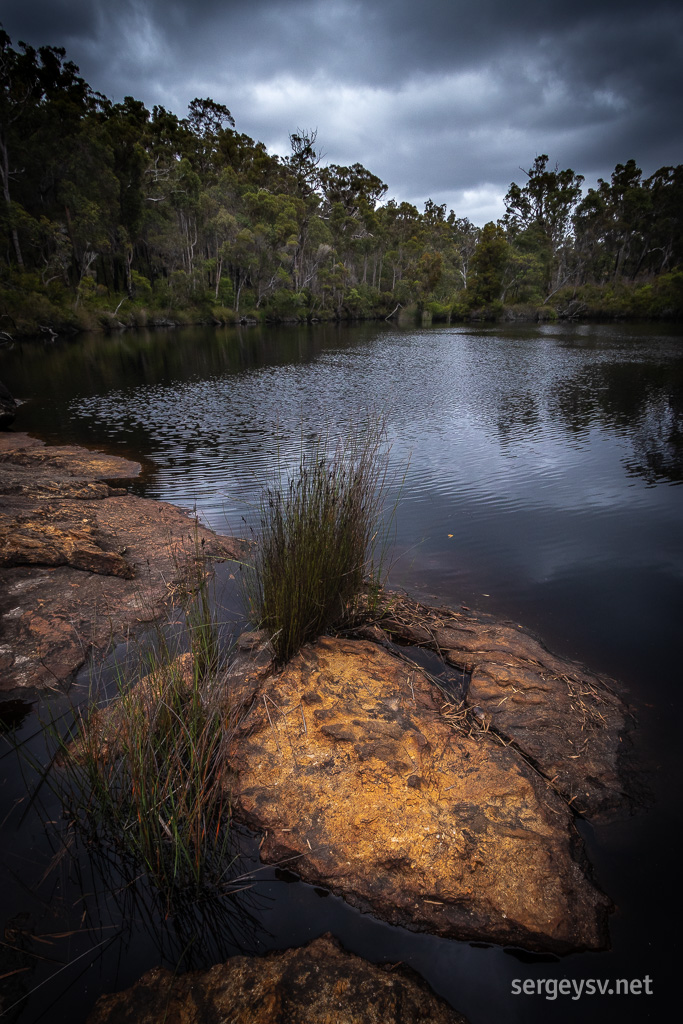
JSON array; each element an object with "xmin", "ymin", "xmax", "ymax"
[
  {"xmin": 0, "ymin": 700, "xmax": 35, "ymax": 734},
  {"xmin": 549, "ymin": 358, "xmax": 683, "ymax": 484},
  {"xmin": 0, "ymin": 668, "xmax": 278, "ymax": 1022},
  {"xmin": 4, "ymin": 322, "xmax": 681, "ymax": 504},
  {"xmin": 60, "ymin": 823, "xmax": 272, "ymax": 968}
]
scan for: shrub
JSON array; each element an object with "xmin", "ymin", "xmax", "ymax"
[
  {"xmin": 424, "ymin": 299, "xmax": 452, "ymax": 322},
  {"xmin": 262, "ymin": 287, "xmax": 308, "ymax": 319}
]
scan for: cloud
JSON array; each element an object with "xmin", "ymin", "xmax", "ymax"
[{"xmin": 2, "ymin": 0, "xmax": 682, "ymax": 222}]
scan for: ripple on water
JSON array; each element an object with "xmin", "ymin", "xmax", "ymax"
[{"xmin": 68, "ymin": 326, "xmax": 682, "ymax": 568}]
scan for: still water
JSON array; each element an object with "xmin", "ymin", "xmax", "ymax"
[{"xmin": 1, "ymin": 320, "xmax": 682, "ymax": 1022}]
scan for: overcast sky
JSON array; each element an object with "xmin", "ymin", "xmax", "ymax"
[{"xmin": 3, "ymin": 0, "xmax": 682, "ymax": 223}]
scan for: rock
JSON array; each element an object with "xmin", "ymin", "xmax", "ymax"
[
  {"xmin": 86, "ymin": 933, "xmax": 468, "ymax": 1024},
  {"xmin": 236, "ymin": 628, "xmax": 270, "ymax": 651},
  {"xmin": 377, "ymin": 594, "xmax": 636, "ymax": 820},
  {"xmin": 229, "ymin": 636, "xmax": 611, "ymax": 954},
  {"xmin": 0, "ymin": 380, "xmax": 18, "ymax": 429},
  {"xmin": 0, "ymin": 439, "xmax": 139, "ymax": 496},
  {"xmin": 0, "ymin": 434, "xmax": 246, "ymax": 692},
  {"xmin": 0, "ymin": 514, "xmax": 134, "ymax": 577}
]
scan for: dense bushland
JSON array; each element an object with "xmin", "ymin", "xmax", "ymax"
[{"xmin": 1, "ymin": 28, "xmax": 682, "ymax": 333}]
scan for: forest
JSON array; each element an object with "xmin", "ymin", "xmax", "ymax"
[{"xmin": 1, "ymin": 27, "xmax": 682, "ymax": 335}]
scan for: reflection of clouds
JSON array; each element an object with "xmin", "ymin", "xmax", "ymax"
[{"xmin": 66, "ymin": 320, "xmax": 683, "ymax": 623}]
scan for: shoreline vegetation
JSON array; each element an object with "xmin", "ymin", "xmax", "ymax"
[{"xmin": 1, "ymin": 29, "xmax": 682, "ymax": 341}]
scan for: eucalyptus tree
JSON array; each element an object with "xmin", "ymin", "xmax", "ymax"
[
  {"xmin": 646, "ymin": 164, "xmax": 683, "ymax": 274},
  {"xmin": 0, "ymin": 28, "xmax": 101, "ymax": 272},
  {"xmin": 574, "ymin": 160, "xmax": 683, "ymax": 284},
  {"xmin": 285, "ymin": 128, "xmax": 322, "ymax": 198},
  {"xmin": 468, "ymin": 222, "xmax": 510, "ymax": 306},
  {"xmin": 503, "ymin": 155, "xmax": 584, "ymax": 296},
  {"xmin": 449, "ymin": 216, "xmax": 481, "ymax": 290}
]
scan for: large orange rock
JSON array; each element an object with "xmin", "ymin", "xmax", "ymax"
[
  {"xmin": 229, "ymin": 636, "xmax": 611, "ymax": 953},
  {"xmin": 86, "ymin": 934, "xmax": 468, "ymax": 1024}
]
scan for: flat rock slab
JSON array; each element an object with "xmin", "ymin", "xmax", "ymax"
[
  {"xmin": 0, "ymin": 434, "xmax": 244, "ymax": 693},
  {"xmin": 230, "ymin": 636, "xmax": 611, "ymax": 953},
  {"xmin": 0, "ymin": 436, "xmax": 139, "ymax": 496},
  {"xmin": 376, "ymin": 594, "xmax": 636, "ymax": 820},
  {"xmin": 86, "ymin": 934, "xmax": 467, "ymax": 1024}
]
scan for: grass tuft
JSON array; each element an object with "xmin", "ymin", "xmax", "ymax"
[
  {"xmin": 44, "ymin": 547, "xmax": 234, "ymax": 908},
  {"xmin": 245, "ymin": 414, "xmax": 392, "ymax": 663}
]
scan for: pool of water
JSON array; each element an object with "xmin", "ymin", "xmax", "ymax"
[{"xmin": 1, "ymin": 320, "xmax": 681, "ymax": 1021}]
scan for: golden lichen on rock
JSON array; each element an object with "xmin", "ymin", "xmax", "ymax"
[
  {"xmin": 229, "ymin": 636, "xmax": 611, "ymax": 953},
  {"xmin": 86, "ymin": 933, "xmax": 469, "ymax": 1024}
]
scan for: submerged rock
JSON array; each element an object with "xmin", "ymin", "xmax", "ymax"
[
  {"xmin": 86, "ymin": 934, "xmax": 468, "ymax": 1024},
  {"xmin": 376, "ymin": 594, "xmax": 636, "ymax": 819},
  {"xmin": 229, "ymin": 636, "xmax": 611, "ymax": 954}
]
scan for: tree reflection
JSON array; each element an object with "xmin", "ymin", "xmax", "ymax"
[{"xmin": 550, "ymin": 360, "xmax": 683, "ymax": 485}]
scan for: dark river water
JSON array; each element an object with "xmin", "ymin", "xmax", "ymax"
[{"xmin": 1, "ymin": 320, "xmax": 682, "ymax": 1022}]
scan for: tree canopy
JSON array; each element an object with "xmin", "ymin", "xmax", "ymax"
[{"xmin": 1, "ymin": 27, "xmax": 681, "ymax": 331}]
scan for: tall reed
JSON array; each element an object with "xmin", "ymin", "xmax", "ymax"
[
  {"xmin": 46, "ymin": 553, "xmax": 233, "ymax": 907},
  {"xmin": 247, "ymin": 415, "xmax": 392, "ymax": 663}
]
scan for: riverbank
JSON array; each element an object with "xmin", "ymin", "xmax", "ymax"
[
  {"xmin": 0, "ymin": 315, "xmax": 678, "ymax": 1023},
  {"xmin": 2, "ymin": 268, "xmax": 681, "ymax": 341}
]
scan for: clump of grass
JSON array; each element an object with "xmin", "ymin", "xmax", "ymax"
[
  {"xmin": 70, "ymin": 660, "xmax": 229, "ymax": 898},
  {"xmin": 247, "ymin": 415, "xmax": 392, "ymax": 663},
  {"xmin": 48, "ymin": 556, "xmax": 233, "ymax": 907}
]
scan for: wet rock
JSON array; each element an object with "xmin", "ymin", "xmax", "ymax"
[
  {"xmin": 86, "ymin": 933, "xmax": 468, "ymax": 1024},
  {"xmin": 0, "ymin": 435, "xmax": 246, "ymax": 692},
  {"xmin": 229, "ymin": 636, "xmax": 611, "ymax": 954},
  {"xmin": 0, "ymin": 380, "xmax": 18, "ymax": 429},
  {"xmin": 377, "ymin": 594, "xmax": 635, "ymax": 820}
]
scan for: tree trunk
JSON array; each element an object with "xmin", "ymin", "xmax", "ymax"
[
  {"xmin": 0, "ymin": 137, "xmax": 24, "ymax": 268},
  {"xmin": 215, "ymin": 255, "xmax": 223, "ymax": 300}
]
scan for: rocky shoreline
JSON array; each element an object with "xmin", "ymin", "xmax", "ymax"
[
  {"xmin": 87, "ymin": 933, "xmax": 468, "ymax": 1024},
  {"xmin": 0, "ymin": 432, "xmax": 244, "ymax": 694},
  {"xmin": 0, "ymin": 432, "xmax": 642, "ymax": 1020},
  {"xmin": 85, "ymin": 611, "xmax": 639, "ymax": 1019}
]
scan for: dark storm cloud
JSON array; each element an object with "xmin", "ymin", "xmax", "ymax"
[{"xmin": 3, "ymin": 0, "xmax": 682, "ymax": 222}]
